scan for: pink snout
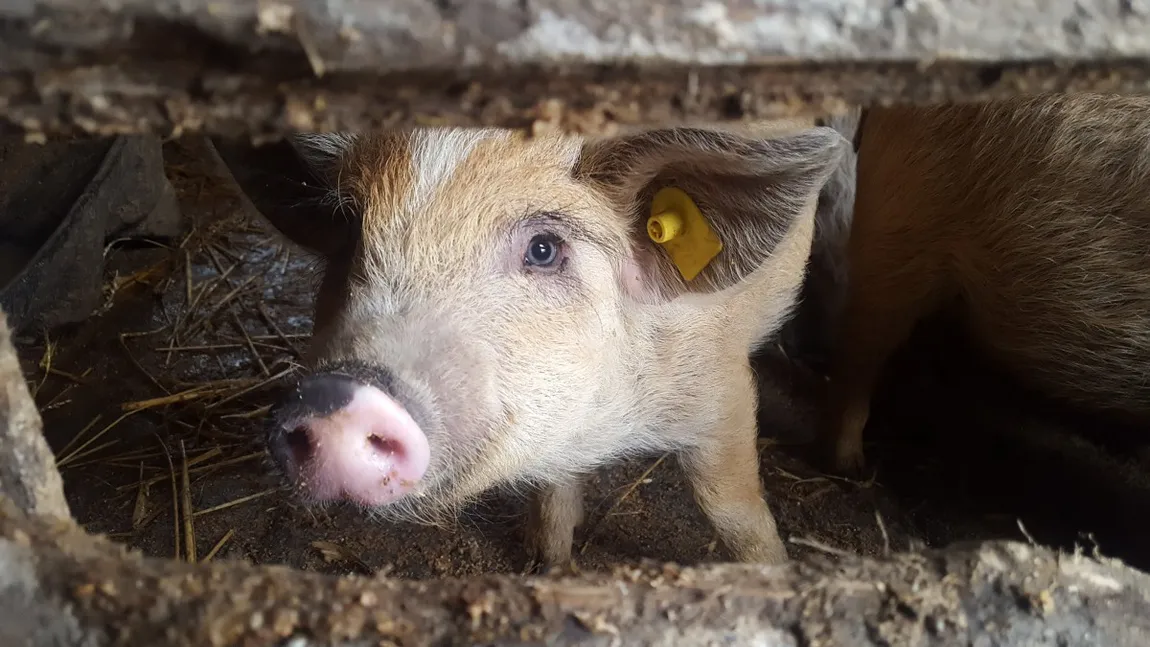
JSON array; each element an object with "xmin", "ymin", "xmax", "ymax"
[{"xmin": 272, "ymin": 377, "xmax": 430, "ymax": 507}]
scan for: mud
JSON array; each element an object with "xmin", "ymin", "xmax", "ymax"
[{"xmin": 14, "ymin": 139, "xmax": 1150, "ymax": 579}]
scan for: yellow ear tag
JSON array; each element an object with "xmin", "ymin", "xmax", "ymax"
[{"xmin": 646, "ymin": 186, "xmax": 723, "ymax": 282}]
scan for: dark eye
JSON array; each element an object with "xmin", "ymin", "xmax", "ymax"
[{"xmin": 525, "ymin": 233, "xmax": 562, "ymax": 268}]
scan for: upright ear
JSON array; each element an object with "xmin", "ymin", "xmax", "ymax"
[
  {"xmin": 208, "ymin": 133, "xmax": 360, "ymax": 258},
  {"xmin": 575, "ymin": 126, "xmax": 847, "ymax": 299}
]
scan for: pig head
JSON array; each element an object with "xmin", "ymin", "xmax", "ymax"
[{"xmin": 216, "ymin": 124, "xmax": 846, "ymax": 566}]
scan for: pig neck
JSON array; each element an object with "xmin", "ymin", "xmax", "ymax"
[
  {"xmin": 596, "ymin": 207, "xmax": 814, "ymax": 452},
  {"xmin": 612, "ymin": 230, "xmax": 814, "ymax": 451},
  {"xmin": 609, "ymin": 298, "xmax": 747, "ymax": 451}
]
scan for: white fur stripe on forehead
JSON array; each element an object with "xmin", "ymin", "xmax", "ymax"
[{"xmin": 405, "ymin": 128, "xmax": 511, "ymax": 212}]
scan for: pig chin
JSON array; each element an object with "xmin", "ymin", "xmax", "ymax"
[{"xmin": 266, "ymin": 360, "xmax": 443, "ymax": 509}]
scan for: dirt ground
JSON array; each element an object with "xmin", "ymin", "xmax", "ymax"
[{"xmin": 14, "ymin": 139, "xmax": 1150, "ymax": 579}]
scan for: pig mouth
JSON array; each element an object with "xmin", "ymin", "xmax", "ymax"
[{"xmin": 266, "ymin": 362, "xmax": 434, "ymax": 508}]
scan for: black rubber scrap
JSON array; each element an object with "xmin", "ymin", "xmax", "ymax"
[{"xmin": 0, "ymin": 134, "xmax": 182, "ymax": 332}]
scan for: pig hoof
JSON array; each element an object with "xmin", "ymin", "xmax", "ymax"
[
  {"xmin": 522, "ymin": 533, "xmax": 576, "ymax": 574},
  {"xmin": 522, "ymin": 557, "xmax": 544, "ymax": 575},
  {"xmin": 522, "ymin": 541, "xmax": 574, "ymax": 574},
  {"xmin": 523, "ymin": 555, "xmax": 575, "ymax": 576},
  {"xmin": 831, "ymin": 443, "xmax": 868, "ymax": 477},
  {"xmin": 521, "ymin": 541, "xmax": 547, "ymax": 575},
  {"xmin": 818, "ymin": 431, "xmax": 867, "ymax": 477}
]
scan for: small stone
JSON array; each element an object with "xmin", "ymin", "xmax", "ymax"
[
  {"xmin": 272, "ymin": 608, "xmax": 299, "ymax": 635},
  {"xmin": 256, "ymin": 3, "xmax": 294, "ymax": 34}
]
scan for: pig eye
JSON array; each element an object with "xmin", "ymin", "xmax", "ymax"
[{"xmin": 524, "ymin": 233, "xmax": 564, "ymax": 269}]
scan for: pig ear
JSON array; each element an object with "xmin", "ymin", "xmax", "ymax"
[
  {"xmin": 575, "ymin": 126, "xmax": 847, "ymax": 298},
  {"xmin": 209, "ymin": 133, "xmax": 360, "ymax": 258}
]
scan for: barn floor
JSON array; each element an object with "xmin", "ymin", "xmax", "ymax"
[{"xmin": 15, "ymin": 139, "xmax": 1150, "ymax": 579}]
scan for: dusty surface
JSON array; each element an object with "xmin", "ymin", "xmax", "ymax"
[
  {"xmin": 0, "ymin": 312, "xmax": 70, "ymax": 521},
  {"xmin": 12, "ymin": 139, "xmax": 1150, "ymax": 580},
  {"xmin": 14, "ymin": 0, "xmax": 1150, "ymax": 72},
  {"xmin": 5, "ymin": 499, "xmax": 1150, "ymax": 647},
  {"xmin": 7, "ymin": 1, "xmax": 1150, "ymax": 137}
]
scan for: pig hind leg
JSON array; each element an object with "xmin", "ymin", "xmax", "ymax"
[
  {"xmin": 681, "ymin": 364, "xmax": 787, "ymax": 564},
  {"xmin": 524, "ymin": 479, "xmax": 584, "ymax": 571},
  {"xmin": 820, "ymin": 199, "xmax": 951, "ymax": 476}
]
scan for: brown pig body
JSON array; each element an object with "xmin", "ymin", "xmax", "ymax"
[
  {"xmin": 824, "ymin": 93, "xmax": 1150, "ymax": 474},
  {"xmin": 230, "ymin": 121, "xmax": 849, "ymax": 568}
]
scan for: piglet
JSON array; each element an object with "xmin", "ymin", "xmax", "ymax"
[
  {"xmin": 219, "ymin": 122, "xmax": 848, "ymax": 568},
  {"xmin": 821, "ymin": 93, "xmax": 1150, "ymax": 475}
]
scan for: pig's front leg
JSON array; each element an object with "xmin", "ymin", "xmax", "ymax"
[
  {"xmin": 681, "ymin": 379, "xmax": 788, "ymax": 564},
  {"xmin": 524, "ymin": 479, "xmax": 584, "ymax": 571}
]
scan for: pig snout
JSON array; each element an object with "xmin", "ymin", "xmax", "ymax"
[{"xmin": 268, "ymin": 372, "xmax": 430, "ymax": 506}]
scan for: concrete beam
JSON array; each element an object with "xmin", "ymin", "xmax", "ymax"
[{"xmin": 3, "ymin": 2, "xmax": 1150, "ymax": 139}]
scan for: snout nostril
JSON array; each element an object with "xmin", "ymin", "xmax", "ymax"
[
  {"xmin": 367, "ymin": 435, "xmax": 402, "ymax": 458},
  {"xmin": 286, "ymin": 426, "xmax": 314, "ymax": 464}
]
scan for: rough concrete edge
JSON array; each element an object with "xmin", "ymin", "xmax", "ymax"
[
  {"xmin": 6, "ymin": 2, "xmax": 1150, "ymax": 136},
  {"xmin": 0, "ymin": 312, "xmax": 72, "ymax": 522},
  {"xmin": 9, "ymin": 60, "xmax": 1150, "ymax": 139},
  {"xmin": 7, "ymin": 0, "xmax": 1150, "ymax": 72},
  {"xmin": 2, "ymin": 496, "xmax": 1150, "ymax": 646}
]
